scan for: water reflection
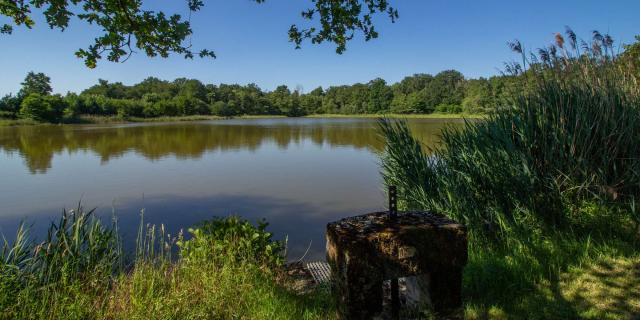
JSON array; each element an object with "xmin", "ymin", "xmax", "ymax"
[
  {"xmin": 0, "ymin": 118, "xmax": 461, "ymax": 259},
  {"xmin": 0, "ymin": 118, "xmax": 455, "ymax": 174}
]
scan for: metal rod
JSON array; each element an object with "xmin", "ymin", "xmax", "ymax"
[
  {"xmin": 389, "ymin": 185, "xmax": 397, "ymax": 220},
  {"xmin": 391, "ymin": 276, "xmax": 400, "ymax": 318},
  {"xmin": 389, "ymin": 185, "xmax": 400, "ymax": 318}
]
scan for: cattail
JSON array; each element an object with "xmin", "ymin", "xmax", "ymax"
[
  {"xmin": 565, "ymin": 26, "xmax": 577, "ymax": 49},
  {"xmin": 592, "ymin": 30, "xmax": 603, "ymax": 43},
  {"xmin": 549, "ymin": 45, "xmax": 558, "ymax": 59},
  {"xmin": 555, "ymin": 33, "xmax": 565, "ymax": 49},
  {"xmin": 581, "ymin": 40, "xmax": 591, "ymax": 53},
  {"xmin": 508, "ymin": 40, "xmax": 523, "ymax": 54},
  {"xmin": 592, "ymin": 42, "xmax": 602, "ymax": 57},
  {"xmin": 538, "ymin": 48, "xmax": 550, "ymax": 64},
  {"xmin": 604, "ymin": 34, "xmax": 614, "ymax": 49}
]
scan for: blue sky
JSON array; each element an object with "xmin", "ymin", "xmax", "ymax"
[{"xmin": 1, "ymin": 0, "xmax": 639, "ymax": 95}]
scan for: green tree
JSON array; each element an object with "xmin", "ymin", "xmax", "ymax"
[
  {"xmin": 19, "ymin": 72, "xmax": 52, "ymax": 97},
  {"xmin": 19, "ymin": 93, "xmax": 67, "ymax": 122},
  {"xmin": 367, "ymin": 78, "xmax": 392, "ymax": 113},
  {"xmin": 82, "ymin": 79, "xmax": 128, "ymax": 99},
  {"xmin": 0, "ymin": 94, "xmax": 21, "ymax": 117},
  {"xmin": 1, "ymin": 1, "xmax": 397, "ymax": 67},
  {"xmin": 173, "ymin": 95, "xmax": 209, "ymax": 115},
  {"xmin": 210, "ymin": 101, "xmax": 236, "ymax": 117},
  {"xmin": 300, "ymin": 87, "xmax": 324, "ymax": 114},
  {"xmin": 175, "ymin": 78, "xmax": 208, "ymax": 102},
  {"xmin": 621, "ymin": 35, "xmax": 640, "ymax": 76},
  {"xmin": 268, "ymin": 85, "xmax": 292, "ymax": 115},
  {"xmin": 424, "ymin": 70, "xmax": 465, "ymax": 111},
  {"xmin": 462, "ymin": 78, "xmax": 493, "ymax": 113}
]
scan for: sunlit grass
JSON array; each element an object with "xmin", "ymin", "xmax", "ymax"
[
  {"xmin": 0, "ymin": 118, "xmax": 40, "ymax": 126},
  {"xmin": 463, "ymin": 255, "xmax": 640, "ymax": 320},
  {"xmin": 306, "ymin": 113, "xmax": 485, "ymax": 119}
]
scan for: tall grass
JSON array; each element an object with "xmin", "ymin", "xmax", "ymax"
[
  {"xmin": 381, "ymin": 29, "xmax": 640, "ymax": 239},
  {"xmin": 0, "ymin": 210, "xmax": 334, "ymax": 319},
  {"xmin": 380, "ymin": 29, "xmax": 640, "ymax": 317}
]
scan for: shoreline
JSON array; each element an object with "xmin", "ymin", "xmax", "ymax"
[{"xmin": 0, "ymin": 113, "xmax": 484, "ymax": 127}]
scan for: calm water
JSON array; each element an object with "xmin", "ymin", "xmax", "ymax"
[{"xmin": 0, "ymin": 118, "xmax": 460, "ymax": 260}]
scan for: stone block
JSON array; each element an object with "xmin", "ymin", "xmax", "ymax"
[{"xmin": 326, "ymin": 211, "xmax": 467, "ymax": 319}]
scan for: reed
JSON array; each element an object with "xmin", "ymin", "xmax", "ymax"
[{"xmin": 379, "ymin": 29, "xmax": 640, "ymax": 317}]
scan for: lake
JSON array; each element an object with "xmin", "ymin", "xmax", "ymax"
[{"xmin": 0, "ymin": 117, "xmax": 461, "ymax": 260}]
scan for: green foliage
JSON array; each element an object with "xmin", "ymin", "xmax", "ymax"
[
  {"xmin": 19, "ymin": 93, "xmax": 67, "ymax": 123},
  {"xmin": 434, "ymin": 103, "xmax": 462, "ymax": 113},
  {"xmin": 7, "ymin": 35, "xmax": 639, "ymax": 123},
  {"xmin": 380, "ymin": 30, "xmax": 640, "ymax": 239},
  {"xmin": 621, "ymin": 35, "xmax": 640, "ymax": 76},
  {"xmin": 19, "ymin": 72, "xmax": 52, "ymax": 97},
  {"xmin": 3, "ymin": 67, "xmax": 516, "ymax": 123},
  {"xmin": 0, "ymin": 209, "xmax": 332, "ymax": 319},
  {"xmin": 367, "ymin": 78, "xmax": 393, "ymax": 113},
  {"xmin": 379, "ymin": 29, "xmax": 640, "ymax": 318},
  {"xmin": 1, "ymin": 0, "xmax": 397, "ymax": 67},
  {"xmin": 178, "ymin": 216, "xmax": 283, "ymax": 267},
  {"xmin": 172, "ymin": 95, "xmax": 209, "ymax": 115},
  {"xmin": 0, "ymin": 94, "xmax": 21, "ymax": 118},
  {"xmin": 0, "ymin": 206, "xmax": 120, "ymax": 319},
  {"xmin": 209, "ymin": 101, "xmax": 235, "ymax": 117},
  {"xmin": 288, "ymin": 0, "xmax": 397, "ymax": 54}
]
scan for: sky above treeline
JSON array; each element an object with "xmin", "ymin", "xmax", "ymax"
[{"xmin": 1, "ymin": 0, "xmax": 639, "ymax": 95}]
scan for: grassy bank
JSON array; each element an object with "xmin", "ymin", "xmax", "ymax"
[
  {"xmin": 0, "ymin": 118, "xmax": 40, "ymax": 126},
  {"xmin": 305, "ymin": 113, "xmax": 485, "ymax": 119},
  {"xmin": 0, "ymin": 112, "xmax": 481, "ymax": 127},
  {"xmin": 1, "ymin": 208, "xmax": 637, "ymax": 319},
  {"xmin": 0, "ymin": 210, "xmax": 335, "ymax": 319}
]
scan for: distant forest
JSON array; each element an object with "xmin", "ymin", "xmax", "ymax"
[
  {"xmin": 2, "ymin": 34, "xmax": 639, "ymax": 123},
  {"xmin": 1, "ymin": 69, "xmax": 525, "ymax": 122}
]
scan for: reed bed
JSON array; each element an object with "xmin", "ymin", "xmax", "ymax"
[{"xmin": 380, "ymin": 29, "xmax": 640, "ymax": 318}]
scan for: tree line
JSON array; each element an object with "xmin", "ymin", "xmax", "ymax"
[
  {"xmin": 1, "ymin": 70, "xmax": 524, "ymax": 123},
  {"xmin": 3, "ymin": 33, "xmax": 639, "ymax": 124}
]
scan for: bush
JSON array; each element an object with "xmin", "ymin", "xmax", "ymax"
[
  {"xmin": 19, "ymin": 93, "xmax": 68, "ymax": 122},
  {"xmin": 173, "ymin": 95, "xmax": 209, "ymax": 115},
  {"xmin": 0, "ymin": 94, "xmax": 21, "ymax": 118},
  {"xmin": 210, "ymin": 101, "xmax": 236, "ymax": 117},
  {"xmin": 434, "ymin": 103, "xmax": 463, "ymax": 113},
  {"xmin": 113, "ymin": 99, "xmax": 144, "ymax": 118},
  {"xmin": 177, "ymin": 216, "xmax": 283, "ymax": 266}
]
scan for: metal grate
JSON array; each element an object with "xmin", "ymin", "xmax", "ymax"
[{"xmin": 305, "ymin": 261, "xmax": 332, "ymax": 284}]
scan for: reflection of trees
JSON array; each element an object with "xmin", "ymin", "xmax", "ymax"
[{"xmin": 0, "ymin": 120, "xmax": 457, "ymax": 174}]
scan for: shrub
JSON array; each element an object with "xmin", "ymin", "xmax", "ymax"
[
  {"xmin": 434, "ymin": 103, "xmax": 463, "ymax": 113},
  {"xmin": 210, "ymin": 101, "xmax": 236, "ymax": 117},
  {"xmin": 113, "ymin": 99, "xmax": 144, "ymax": 118},
  {"xmin": 173, "ymin": 95, "xmax": 209, "ymax": 115},
  {"xmin": 19, "ymin": 93, "xmax": 68, "ymax": 122},
  {"xmin": 178, "ymin": 216, "xmax": 283, "ymax": 266},
  {"xmin": 0, "ymin": 94, "xmax": 21, "ymax": 118}
]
